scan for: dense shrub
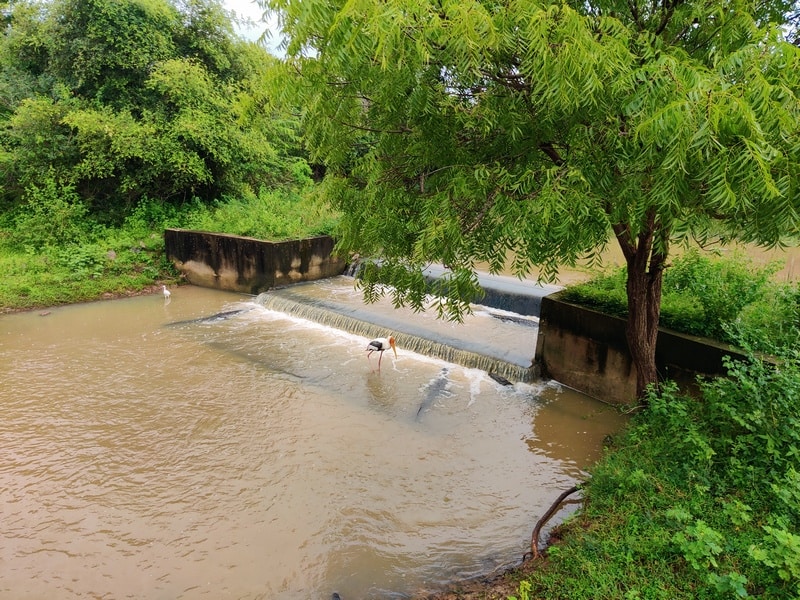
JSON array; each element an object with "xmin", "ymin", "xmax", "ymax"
[
  {"xmin": 0, "ymin": 0, "xmax": 311, "ymax": 217},
  {"xmin": 647, "ymin": 353, "xmax": 800, "ymax": 597},
  {"xmin": 663, "ymin": 250, "xmax": 780, "ymax": 339},
  {"xmin": 560, "ymin": 249, "xmax": 798, "ymax": 352},
  {"xmin": 728, "ymin": 286, "xmax": 800, "ymax": 357},
  {"xmin": 530, "ymin": 351, "xmax": 800, "ymax": 599},
  {"xmin": 10, "ymin": 174, "xmax": 91, "ymax": 251},
  {"xmin": 182, "ymin": 187, "xmax": 338, "ymax": 240}
]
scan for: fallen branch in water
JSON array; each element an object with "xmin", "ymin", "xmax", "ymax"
[{"xmin": 530, "ymin": 485, "xmax": 580, "ymax": 559}]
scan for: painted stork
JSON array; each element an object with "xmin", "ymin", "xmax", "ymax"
[{"xmin": 366, "ymin": 335, "xmax": 397, "ymax": 372}]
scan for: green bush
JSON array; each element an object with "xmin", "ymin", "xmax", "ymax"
[
  {"xmin": 182, "ymin": 187, "xmax": 339, "ymax": 240},
  {"xmin": 529, "ymin": 352, "xmax": 800, "ymax": 599},
  {"xmin": 11, "ymin": 174, "xmax": 91, "ymax": 251},
  {"xmin": 663, "ymin": 250, "xmax": 780, "ymax": 339},
  {"xmin": 728, "ymin": 286, "xmax": 800, "ymax": 357},
  {"xmin": 122, "ymin": 196, "xmax": 187, "ymax": 239},
  {"xmin": 647, "ymin": 354, "xmax": 800, "ymax": 597},
  {"xmin": 53, "ymin": 244, "xmax": 107, "ymax": 279},
  {"xmin": 561, "ymin": 266, "xmax": 629, "ymax": 318},
  {"xmin": 560, "ymin": 249, "xmax": 798, "ymax": 353}
]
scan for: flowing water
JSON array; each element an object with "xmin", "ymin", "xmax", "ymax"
[
  {"xmin": 1, "ymin": 283, "xmax": 626, "ymax": 599},
  {"xmin": 255, "ymin": 278, "xmax": 542, "ymax": 383}
]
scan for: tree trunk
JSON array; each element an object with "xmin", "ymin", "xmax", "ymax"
[
  {"xmin": 625, "ymin": 249, "xmax": 664, "ymax": 398},
  {"xmin": 612, "ymin": 209, "xmax": 668, "ymax": 400}
]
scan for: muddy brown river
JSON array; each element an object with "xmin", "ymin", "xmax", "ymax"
[{"xmin": 1, "ymin": 285, "xmax": 626, "ymax": 599}]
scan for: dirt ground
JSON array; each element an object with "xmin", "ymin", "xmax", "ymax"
[{"xmin": 409, "ymin": 557, "xmax": 543, "ymax": 600}]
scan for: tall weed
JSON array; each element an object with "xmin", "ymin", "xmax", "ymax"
[
  {"xmin": 122, "ymin": 196, "xmax": 187, "ymax": 240},
  {"xmin": 183, "ymin": 187, "xmax": 338, "ymax": 240},
  {"xmin": 663, "ymin": 249, "xmax": 780, "ymax": 340},
  {"xmin": 529, "ymin": 348, "xmax": 800, "ymax": 599},
  {"xmin": 727, "ymin": 286, "xmax": 800, "ymax": 357},
  {"xmin": 647, "ymin": 353, "xmax": 800, "ymax": 596},
  {"xmin": 11, "ymin": 173, "xmax": 90, "ymax": 251}
]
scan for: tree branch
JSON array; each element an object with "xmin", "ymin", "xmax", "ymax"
[
  {"xmin": 635, "ymin": 206, "xmax": 657, "ymax": 270},
  {"xmin": 333, "ymin": 118, "xmax": 411, "ymax": 135},
  {"xmin": 654, "ymin": 0, "xmax": 680, "ymax": 36},
  {"xmin": 538, "ymin": 142, "xmax": 565, "ymax": 166},
  {"xmin": 463, "ymin": 188, "xmax": 499, "ymax": 235},
  {"xmin": 627, "ymin": 0, "xmax": 642, "ymax": 28},
  {"xmin": 650, "ymin": 220, "xmax": 670, "ymax": 274},
  {"xmin": 480, "ymin": 69, "xmax": 530, "ymax": 92},
  {"xmin": 613, "ymin": 221, "xmax": 637, "ymax": 262}
]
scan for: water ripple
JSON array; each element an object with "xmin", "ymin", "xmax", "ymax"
[{"xmin": 0, "ymin": 287, "xmax": 626, "ymax": 599}]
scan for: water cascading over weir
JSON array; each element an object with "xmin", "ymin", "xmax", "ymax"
[
  {"xmin": 254, "ymin": 272, "xmax": 557, "ymax": 383},
  {"xmin": 166, "ymin": 230, "xmax": 744, "ymax": 405},
  {"xmin": 164, "ymin": 229, "xmax": 561, "ymax": 385}
]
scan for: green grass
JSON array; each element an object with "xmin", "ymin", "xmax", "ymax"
[
  {"xmin": 183, "ymin": 186, "xmax": 338, "ymax": 240},
  {"xmin": 0, "ymin": 187, "xmax": 340, "ymax": 312},
  {"xmin": 0, "ymin": 233, "xmax": 175, "ymax": 311},
  {"xmin": 559, "ymin": 249, "xmax": 800, "ymax": 354}
]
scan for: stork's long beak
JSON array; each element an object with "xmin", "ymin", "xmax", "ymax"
[{"xmin": 390, "ymin": 338, "xmax": 398, "ymax": 358}]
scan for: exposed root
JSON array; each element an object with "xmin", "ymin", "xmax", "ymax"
[{"xmin": 530, "ymin": 485, "xmax": 581, "ymax": 559}]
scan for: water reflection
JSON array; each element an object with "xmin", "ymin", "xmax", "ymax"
[
  {"xmin": 0, "ymin": 285, "xmax": 627, "ymax": 599},
  {"xmin": 525, "ymin": 387, "xmax": 623, "ymax": 475}
]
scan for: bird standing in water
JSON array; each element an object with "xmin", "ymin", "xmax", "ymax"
[
  {"xmin": 366, "ymin": 335, "xmax": 397, "ymax": 372},
  {"xmin": 161, "ymin": 285, "xmax": 171, "ymax": 302}
]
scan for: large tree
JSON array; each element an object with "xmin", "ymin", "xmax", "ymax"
[{"xmin": 264, "ymin": 0, "xmax": 800, "ymax": 398}]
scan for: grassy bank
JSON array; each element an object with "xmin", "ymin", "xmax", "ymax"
[
  {"xmin": 516, "ymin": 348, "xmax": 800, "ymax": 600},
  {"xmin": 500, "ymin": 254, "xmax": 800, "ymax": 600},
  {"xmin": 560, "ymin": 249, "xmax": 800, "ymax": 355},
  {"xmin": 0, "ymin": 189, "xmax": 338, "ymax": 312}
]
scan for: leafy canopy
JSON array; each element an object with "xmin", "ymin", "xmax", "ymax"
[
  {"xmin": 265, "ymin": 0, "xmax": 800, "ymax": 319},
  {"xmin": 0, "ymin": 0, "xmax": 310, "ymax": 221}
]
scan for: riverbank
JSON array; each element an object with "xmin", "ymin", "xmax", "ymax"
[
  {"xmin": 0, "ymin": 282, "xmax": 176, "ymax": 315},
  {"xmin": 415, "ymin": 559, "xmax": 536, "ymax": 599}
]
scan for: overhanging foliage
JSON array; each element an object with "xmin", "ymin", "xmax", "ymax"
[{"xmin": 264, "ymin": 0, "xmax": 800, "ymax": 394}]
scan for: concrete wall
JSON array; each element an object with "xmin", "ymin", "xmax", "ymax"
[
  {"xmin": 164, "ymin": 229, "xmax": 347, "ymax": 295},
  {"xmin": 535, "ymin": 293, "xmax": 748, "ymax": 405}
]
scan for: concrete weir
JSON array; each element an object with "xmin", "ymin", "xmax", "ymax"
[
  {"xmin": 537, "ymin": 294, "xmax": 749, "ymax": 405},
  {"xmin": 255, "ymin": 280, "xmax": 542, "ymax": 383},
  {"xmin": 164, "ymin": 229, "xmax": 745, "ymax": 405},
  {"xmin": 422, "ymin": 264, "xmax": 562, "ymax": 316},
  {"xmin": 164, "ymin": 229, "xmax": 346, "ymax": 294}
]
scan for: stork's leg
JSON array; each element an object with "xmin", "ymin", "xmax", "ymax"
[{"xmin": 377, "ymin": 351, "xmax": 383, "ymax": 372}]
